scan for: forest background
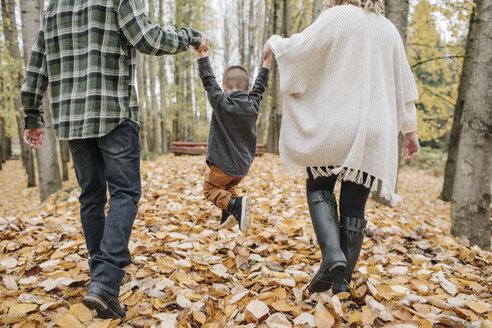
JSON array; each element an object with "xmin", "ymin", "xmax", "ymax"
[{"xmin": 0, "ymin": 0, "xmax": 489, "ymax": 247}]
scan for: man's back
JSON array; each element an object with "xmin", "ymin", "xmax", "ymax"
[{"xmin": 21, "ymin": 0, "xmax": 202, "ymax": 140}]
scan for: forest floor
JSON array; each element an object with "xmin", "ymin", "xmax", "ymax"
[{"xmin": 0, "ymin": 154, "xmax": 491, "ymax": 328}]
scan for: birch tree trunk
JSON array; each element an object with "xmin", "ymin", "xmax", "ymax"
[
  {"xmin": 238, "ymin": 0, "xmax": 246, "ymax": 66},
  {"xmin": 372, "ymin": 0, "xmax": 410, "ymax": 206},
  {"xmin": 265, "ymin": 0, "xmax": 281, "ymax": 154},
  {"xmin": 441, "ymin": 5, "xmax": 478, "ymax": 201},
  {"xmin": 137, "ymin": 53, "xmax": 149, "ymax": 154},
  {"xmin": 313, "ymin": 0, "xmax": 323, "ymax": 21},
  {"xmin": 158, "ymin": 0, "xmax": 168, "ymax": 153},
  {"xmin": 451, "ymin": 0, "xmax": 491, "ymax": 250},
  {"xmin": 257, "ymin": 0, "xmax": 271, "ymax": 144},
  {"xmin": 1, "ymin": 0, "xmax": 36, "ymax": 186},
  {"xmin": 20, "ymin": 0, "xmax": 62, "ymax": 201},
  {"xmin": 148, "ymin": 0, "xmax": 160, "ymax": 153},
  {"xmin": 223, "ymin": 8, "xmax": 230, "ymax": 67}
]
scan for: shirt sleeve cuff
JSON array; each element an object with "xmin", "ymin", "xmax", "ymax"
[
  {"xmin": 401, "ymin": 102, "xmax": 418, "ymax": 134},
  {"xmin": 198, "ymin": 56, "xmax": 211, "ymax": 69},
  {"xmin": 24, "ymin": 113, "xmax": 45, "ymax": 130},
  {"xmin": 183, "ymin": 27, "xmax": 202, "ymax": 48}
]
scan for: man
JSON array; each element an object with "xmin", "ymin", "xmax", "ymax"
[{"xmin": 21, "ymin": 0, "xmax": 207, "ymax": 319}]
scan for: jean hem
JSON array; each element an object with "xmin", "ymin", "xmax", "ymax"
[{"xmin": 89, "ymin": 281, "xmax": 120, "ymax": 296}]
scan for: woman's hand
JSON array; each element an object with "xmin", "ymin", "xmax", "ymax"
[
  {"xmin": 262, "ymin": 43, "xmax": 273, "ymax": 61},
  {"xmin": 403, "ymin": 131, "xmax": 420, "ymax": 161}
]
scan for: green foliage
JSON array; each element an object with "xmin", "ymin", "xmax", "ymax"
[
  {"xmin": 407, "ymin": 0, "xmax": 472, "ymax": 145},
  {"xmin": 400, "ymin": 146, "xmax": 447, "ymax": 176},
  {"xmin": 0, "ymin": 44, "xmax": 22, "ymax": 138}
]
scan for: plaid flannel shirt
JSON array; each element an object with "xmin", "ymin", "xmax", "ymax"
[{"xmin": 21, "ymin": 0, "xmax": 201, "ymax": 140}]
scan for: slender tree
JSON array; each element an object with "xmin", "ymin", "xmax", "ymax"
[
  {"xmin": 158, "ymin": 0, "xmax": 168, "ymax": 153},
  {"xmin": 265, "ymin": 0, "xmax": 281, "ymax": 154},
  {"xmin": 257, "ymin": 0, "xmax": 271, "ymax": 144},
  {"xmin": 451, "ymin": 0, "xmax": 491, "ymax": 250},
  {"xmin": 59, "ymin": 141, "xmax": 70, "ymax": 181},
  {"xmin": 20, "ymin": 0, "xmax": 62, "ymax": 201},
  {"xmin": 313, "ymin": 0, "xmax": 323, "ymax": 21},
  {"xmin": 441, "ymin": 4, "xmax": 477, "ymax": 200},
  {"xmin": 1, "ymin": 0, "xmax": 36, "ymax": 186},
  {"xmin": 137, "ymin": 53, "xmax": 149, "ymax": 154},
  {"xmin": 372, "ymin": 0, "xmax": 410, "ymax": 206}
]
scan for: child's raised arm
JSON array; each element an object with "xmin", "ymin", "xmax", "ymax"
[{"xmin": 198, "ymin": 56, "xmax": 224, "ymax": 110}]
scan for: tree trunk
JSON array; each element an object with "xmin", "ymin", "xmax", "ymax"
[
  {"xmin": 223, "ymin": 8, "xmax": 230, "ymax": 67},
  {"xmin": 247, "ymin": 0, "xmax": 255, "ymax": 73},
  {"xmin": 1, "ymin": 0, "xmax": 36, "ymax": 185},
  {"xmin": 148, "ymin": 0, "xmax": 161, "ymax": 153},
  {"xmin": 137, "ymin": 53, "xmax": 149, "ymax": 154},
  {"xmin": 257, "ymin": 0, "xmax": 271, "ymax": 144},
  {"xmin": 0, "ymin": 118, "xmax": 8, "ymax": 168},
  {"xmin": 441, "ymin": 5, "xmax": 478, "ymax": 201},
  {"xmin": 282, "ymin": 0, "xmax": 292, "ymax": 37},
  {"xmin": 159, "ymin": 60, "xmax": 168, "ymax": 152},
  {"xmin": 37, "ymin": 97, "xmax": 62, "ymax": 202},
  {"xmin": 384, "ymin": 0, "xmax": 409, "ymax": 43},
  {"xmin": 372, "ymin": 0, "xmax": 410, "ymax": 206},
  {"xmin": 451, "ymin": 0, "xmax": 491, "ymax": 250},
  {"xmin": 20, "ymin": 0, "xmax": 62, "ymax": 201},
  {"xmin": 142, "ymin": 57, "xmax": 154, "ymax": 151},
  {"xmin": 313, "ymin": 0, "xmax": 323, "ymax": 21},
  {"xmin": 266, "ymin": 0, "xmax": 281, "ymax": 154},
  {"xmin": 238, "ymin": 0, "xmax": 246, "ymax": 66},
  {"xmin": 158, "ymin": 0, "xmax": 168, "ymax": 153},
  {"xmin": 59, "ymin": 140, "xmax": 70, "ymax": 181}
]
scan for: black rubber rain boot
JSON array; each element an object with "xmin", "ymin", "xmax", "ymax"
[
  {"xmin": 307, "ymin": 190, "xmax": 347, "ymax": 293},
  {"xmin": 332, "ymin": 216, "xmax": 367, "ymax": 295}
]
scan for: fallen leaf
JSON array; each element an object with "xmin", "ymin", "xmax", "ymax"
[{"xmin": 314, "ymin": 302, "xmax": 334, "ymax": 328}]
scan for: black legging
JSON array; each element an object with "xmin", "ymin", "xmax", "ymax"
[{"xmin": 306, "ymin": 168, "xmax": 371, "ymax": 219}]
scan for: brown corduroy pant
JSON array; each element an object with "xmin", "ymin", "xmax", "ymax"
[{"xmin": 203, "ymin": 165, "xmax": 244, "ymax": 210}]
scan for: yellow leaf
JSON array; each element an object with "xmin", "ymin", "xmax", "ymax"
[
  {"xmin": 466, "ymin": 301, "xmax": 488, "ymax": 314},
  {"xmin": 193, "ymin": 311, "xmax": 206, "ymax": 324},
  {"xmin": 54, "ymin": 313, "xmax": 85, "ymax": 328},
  {"xmin": 314, "ymin": 302, "xmax": 334, "ymax": 328},
  {"xmin": 348, "ymin": 311, "xmax": 361, "ymax": 324},
  {"xmin": 69, "ymin": 303, "xmax": 93, "ymax": 323},
  {"xmin": 91, "ymin": 319, "xmax": 113, "ymax": 328},
  {"xmin": 8, "ymin": 304, "xmax": 38, "ymax": 315},
  {"xmin": 361, "ymin": 306, "xmax": 379, "ymax": 325}
]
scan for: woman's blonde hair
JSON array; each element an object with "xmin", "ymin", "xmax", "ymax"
[{"xmin": 324, "ymin": 0, "xmax": 385, "ymax": 15}]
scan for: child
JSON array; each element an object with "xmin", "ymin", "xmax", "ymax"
[{"xmin": 197, "ymin": 48, "xmax": 271, "ymax": 233}]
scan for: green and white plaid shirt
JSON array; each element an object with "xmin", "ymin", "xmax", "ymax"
[{"xmin": 21, "ymin": 0, "xmax": 201, "ymax": 140}]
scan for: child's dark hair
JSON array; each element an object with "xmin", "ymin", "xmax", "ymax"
[{"xmin": 223, "ymin": 65, "xmax": 250, "ymax": 91}]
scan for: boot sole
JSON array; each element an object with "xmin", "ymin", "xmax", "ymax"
[
  {"xmin": 219, "ymin": 215, "xmax": 236, "ymax": 229},
  {"xmin": 239, "ymin": 197, "xmax": 251, "ymax": 233},
  {"xmin": 308, "ymin": 261, "xmax": 346, "ymax": 293},
  {"xmin": 83, "ymin": 295, "xmax": 124, "ymax": 319}
]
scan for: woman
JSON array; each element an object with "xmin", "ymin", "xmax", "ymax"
[{"xmin": 263, "ymin": 0, "xmax": 420, "ymax": 295}]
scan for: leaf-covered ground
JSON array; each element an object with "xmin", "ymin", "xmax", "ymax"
[{"xmin": 0, "ymin": 154, "xmax": 491, "ymax": 328}]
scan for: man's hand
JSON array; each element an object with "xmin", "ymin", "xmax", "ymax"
[
  {"xmin": 195, "ymin": 31, "xmax": 208, "ymax": 53},
  {"xmin": 198, "ymin": 48, "xmax": 208, "ymax": 58},
  {"xmin": 24, "ymin": 128, "xmax": 45, "ymax": 149},
  {"xmin": 403, "ymin": 131, "xmax": 420, "ymax": 161}
]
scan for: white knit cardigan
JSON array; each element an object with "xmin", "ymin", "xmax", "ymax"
[{"xmin": 267, "ymin": 5, "xmax": 419, "ymax": 206}]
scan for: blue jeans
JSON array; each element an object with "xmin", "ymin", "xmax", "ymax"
[{"xmin": 68, "ymin": 120, "xmax": 141, "ymax": 296}]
